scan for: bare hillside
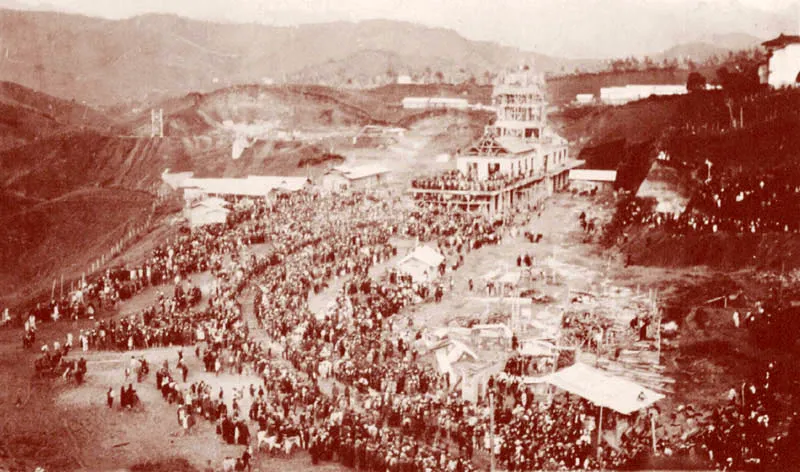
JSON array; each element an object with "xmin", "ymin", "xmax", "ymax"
[
  {"xmin": 0, "ymin": 81, "xmax": 112, "ymax": 150},
  {"xmin": 0, "ymin": 188, "xmax": 154, "ymax": 304}
]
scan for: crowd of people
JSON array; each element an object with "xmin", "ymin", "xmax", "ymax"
[
  {"xmin": 607, "ymin": 171, "xmax": 800, "ymax": 240},
  {"xmin": 17, "ymin": 182, "xmax": 797, "ymax": 472},
  {"xmin": 411, "ymin": 169, "xmax": 539, "ymax": 193}
]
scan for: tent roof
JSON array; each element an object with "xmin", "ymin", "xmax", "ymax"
[
  {"xmin": 398, "ymin": 245, "xmax": 444, "ymax": 268},
  {"xmin": 190, "ymin": 197, "xmax": 229, "ymax": 210},
  {"xmin": 543, "ymin": 363, "xmax": 664, "ymax": 415},
  {"xmin": 569, "ymin": 169, "xmax": 617, "ymax": 182},
  {"xmin": 331, "ymin": 163, "xmax": 392, "ymax": 180},
  {"xmin": 430, "ymin": 326, "xmax": 473, "ymax": 339},
  {"xmin": 181, "ymin": 175, "xmax": 308, "ymax": 196},
  {"xmin": 520, "ymin": 339, "xmax": 555, "ymax": 357},
  {"xmin": 471, "ymin": 323, "xmax": 513, "ymax": 338},
  {"xmin": 245, "ymin": 175, "xmax": 309, "ymax": 192}
]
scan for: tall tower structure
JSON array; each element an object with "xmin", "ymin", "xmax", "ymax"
[
  {"xmin": 489, "ymin": 69, "xmax": 548, "ymax": 141},
  {"xmin": 409, "ymin": 65, "xmax": 576, "ymax": 217},
  {"xmin": 151, "ymin": 109, "xmax": 164, "ymax": 138}
]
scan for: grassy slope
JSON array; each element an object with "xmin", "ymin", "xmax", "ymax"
[{"xmin": 0, "ymin": 188, "xmax": 154, "ymax": 306}]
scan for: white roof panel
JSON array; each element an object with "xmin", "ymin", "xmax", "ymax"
[
  {"xmin": 332, "ymin": 163, "xmax": 392, "ymax": 180},
  {"xmin": 544, "ymin": 363, "xmax": 664, "ymax": 415},
  {"xmin": 569, "ymin": 169, "xmax": 618, "ymax": 182}
]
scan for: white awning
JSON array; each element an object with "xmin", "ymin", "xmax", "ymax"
[{"xmin": 543, "ymin": 363, "xmax": 664, "ymax": 415}]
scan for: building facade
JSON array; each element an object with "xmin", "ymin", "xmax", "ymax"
[
  {"xmin": 410, "ymin": 68, "xmax": 580, "ymax": 216},
  {"xmin": 321, "ymin": 164, "xmax": 392, "ymax": 192},
  {"xmin": 599, "ymin": 85, "xmax": 687, "ymax": 106},
  {"xmin": 762, "ymin": 34, "xmax": 800, "ymax": 88},
  {"xmin": 402, "ymin": 97, "xmax": 470, "ymax": 110}
]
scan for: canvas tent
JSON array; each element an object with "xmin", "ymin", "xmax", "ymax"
[
  {"xmin": 456, "ymin": 360, "xmax": 506, "ymax": 403},
  {"xmin": 520, "ymin": 339, "xmax": 555, "ymax": 357},
  {"xmin": 431, "ymin": 339, "xmax": 480, "ymax": 381},
  {"xmin": 396, "ymin": 245, "xmax": 445, "ymax": 282},
  {"xmin": 543, "ymin": 363, "xmax": 664, "ymax": 415},
  {"xmin": 185, "ymin": 199, "xmax": 230, "ymax": 228}
]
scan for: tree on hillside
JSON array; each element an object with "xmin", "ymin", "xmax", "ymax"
[
  {"xmin": 717, "ymin": 66, "xmax": 761, "ymax": 96},
  {"xmin": 434, "ymin": 71, "xmax": 444, "ymax": 84},
  {"xmin": 687, "ymin": 72, "xmax": 707, "ymax": 92}
]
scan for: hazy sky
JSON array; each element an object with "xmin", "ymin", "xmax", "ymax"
[
  {"xmin": 23, "ymin": 0, "xmax": 797, "ymax": 20},
  {"xmin": 17, "ymin": 0, "xmax": 800, "ymax": 57}
]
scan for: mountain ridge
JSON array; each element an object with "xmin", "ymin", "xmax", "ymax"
[{"xmin": 0, "ymin": 7, "xmax": 777, "ymax": 107}]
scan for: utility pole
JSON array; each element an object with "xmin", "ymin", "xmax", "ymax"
[
  {"xmin": 489, "ymin": 391, "xmax": 495, "ymax": 472},
  {"xmin": 151, "ymin": 109, "xmax": 164, "ymax": 138},
  {"xmin": 597, "ymin": 405, "xmax": 604, "ymax": 461}
]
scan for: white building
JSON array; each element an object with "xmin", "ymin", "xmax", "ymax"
[
  {"xmin": 179, "ymin": 175, "xmax": 309, "ymax": 201},
  {"xmin": 599, "ymin": 85, "xmax": 687, "ymax": 105},
  {"xmin": 410, "ymin": 68, "xmax": 580, "ymax": 217},
  {"xmin": 762, "ymin": 34, "xmax": 800, "ymax": 88},
  {"xmin": 402, "ymin": 97, "xmax": 469, "ymax": 110},
  {"xmin": 575, "ymin": 93, "xmax": 595, "ymax": 105},
  {"xmin": 321, "ymin": 163, "xmax": 392, "ymax": 192},
  {"xmin": 396, "ymin": 245, "xmax": 445, "ymax": 282},
  {"xmin": 396, "ymin": 75, "xmax": 414, "ymax": 85},
  {"xmin": 568, "ymin": 169, "xmax": 618, "ymax": 191}
]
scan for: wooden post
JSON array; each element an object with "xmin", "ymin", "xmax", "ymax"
[
  {"xmin": 657, "ymin": 314, "xmax": 662, "ymax": 364},
  {"xmin": 741, "ymin": 383, "xmax": 745, "ymax": 410},
  {"xmin": 597, "ymin": 405, "xmax": 603, "ymax": 460},
  {"xmin": 60, "ymin": 274, "xmax": 63, "ymax": 299},
  {"xmin": 489, "ymin": 391, "xmax": 495, "ymax": 472},
  {"xmin": 651, "ymin": 413, "xmax": 657, "ymax": 453}
]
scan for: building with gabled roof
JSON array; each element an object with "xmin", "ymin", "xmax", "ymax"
[
  {"xmin": 762, "ymin": 33, "xmax": 800, "ymax": 88},
  {"xmin": 321, "ymin": 163, "xmax": 392, "ymax": 192},
  {"xmin": 179, "ymin": 175, "xmax": 310, "ymax": 202},
  {"xmin": 396, "ymin": 245, "xmax": 445, "ymax": 282},
  {"xmin": 569, "ymin": 169, "xmax": 618, "ymax": 192},
  {"xmin": 409, "ymin": 67, "xmax": 582, "ymax": 216}
]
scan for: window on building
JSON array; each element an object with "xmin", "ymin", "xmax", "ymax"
[
  {"xmin": 488, "ymin": 163, "xmax": 500, "ymax": 176},
  {"xmin": 525, "ymin": 128, "xmax": 539, "ymax": 139}
]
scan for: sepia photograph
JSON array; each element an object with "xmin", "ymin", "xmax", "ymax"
[{"xmin": 0, "ymin": 0, "xmax": 799, "ymax": 470}]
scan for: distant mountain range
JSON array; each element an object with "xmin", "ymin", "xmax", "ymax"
[
  {"xmin": 0, "ymin": 7, "xmax": 784, "ymax": 106},
  {"xmin": 654, "ymin": 32, "xmax": 764, "ymax": 63}
]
